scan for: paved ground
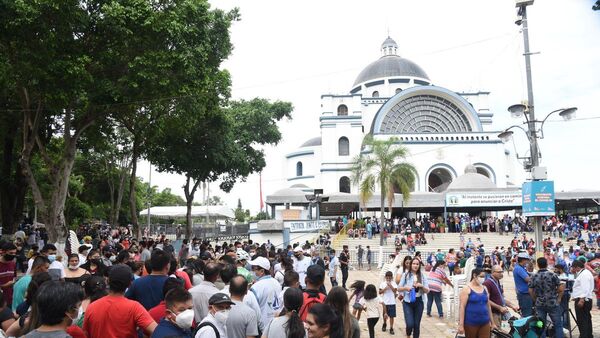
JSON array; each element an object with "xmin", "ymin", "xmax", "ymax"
[{"xmin": 326, "ymin": 267, "xmax": 599, "ymax": 338}]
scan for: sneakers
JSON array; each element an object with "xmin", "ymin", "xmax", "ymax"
[
  {"xmin": 382, "ymin": 323, "xmax": 387, "ymax": 332},
  {"xmin": 426, "ymin": 313, "xmax": 432, "ymax": 317},
  {"xmin": 390, "ymin": 328, "xmax": 395, "ymax": 335}
]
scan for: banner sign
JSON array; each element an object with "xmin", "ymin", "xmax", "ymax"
[
  {"xmin": 286, "ymin": 220, "xmax": 330, "ymax": 232},
  {"xmin": 522, "ymin": 180, "xmax": 555, "ymax": 216},
  {"xmin": 445, "ymin": 191, "xmax": 521, "ymax": 207}
]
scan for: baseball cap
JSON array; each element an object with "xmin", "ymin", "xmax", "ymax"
[
  {"xmin": 293, "ymin": 246, "xmax": 303, "ymax": 253},
  {"xmin": 209, "ymin": 293, "xmax": 235, "ymax": 306},
  {"xmin": 517, "ymin": 252, "xmax": 530, "ymax": 260},
  {"xmin": 249, "ymin": 256, "xmax": 270, "ymax": 271},
  {"xmin": 199, "ymin": 251, "xmax": 212, "ymax": 261}
]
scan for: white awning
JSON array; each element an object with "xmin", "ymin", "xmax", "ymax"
[{"xmin": 139, "ymin": 205, "xmax": 235, "ymax": 219}]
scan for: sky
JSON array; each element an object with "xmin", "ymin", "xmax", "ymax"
[{"xmin": 137, "ymin": 0, "xmax": 600, "ymax": 214}]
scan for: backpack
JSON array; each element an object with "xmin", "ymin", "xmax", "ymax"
[
  {"xmin": 299, "ymin": 291, "xmax": 326, "ymax": 321},
  {"xmin": 194, "ymin": 321, "xmax": 220, "ymax": 338}
]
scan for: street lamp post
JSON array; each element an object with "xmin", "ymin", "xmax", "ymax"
[{"xmin": 502, "ymin": 0, "xmax": 577, "ymax": 255}]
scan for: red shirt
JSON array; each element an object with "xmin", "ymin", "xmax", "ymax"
[
  {"xmin": 174, "ymin": 270, "xmax": 192, "ymax": 290},
  {"xmin": 66, "ymin": 325, "xmax": 86, "ymax": 338},
  {"xmin": 84, "ymin": 295, "xmax": 154, "ymax": 338},
  {"xmin": 148, "ymin": 301, "xmax": 166, "ymax": 323},
  {"xmin": 0, "ymin": 260, "xmax": 16, "ymax": 306}
]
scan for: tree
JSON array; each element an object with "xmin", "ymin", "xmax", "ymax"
[
  {"xmin": 0, "ymin": 0, "xmax": 240, "ymax": 242},
  {"xmin": 234, "ymin": 198, "xmax": 246, "ymax": 222},
  {"xmin": 351, "ymin": 136, "xmax": 417, "ymax": 246},
  {"xmin": 147, "ymin": 98, "xmax": 293, "ymax": 240},
  {"xmin": 594, "ymin": 1, "xmax": 600, "ymax": 10},
  {"xmin": 153, "ymin": 188, "xmax": 185, "ymax": 207}
]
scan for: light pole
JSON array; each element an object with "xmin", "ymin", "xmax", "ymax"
[{"xmin": 501, "ymin": 0, "xmax": 577, "ymax": 255}]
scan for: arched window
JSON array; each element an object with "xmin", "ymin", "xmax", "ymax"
[
  {"xmin": 339, "ymin": 176, "xmax": 351, "ymax": 193},
  {"xmin": 296, "ymin": 161, "xmax": 303, "ymax": 177},
  {"xmin": 372, "ymin": 91, "xmax": 379, "ymax": 98},
  {"xmin": 338, "ymin": 137, "xmax": 349, "ymax": 156},
  {"xmin": 337, "ymin": 104, "xmax": 348, "ymax": 116}
]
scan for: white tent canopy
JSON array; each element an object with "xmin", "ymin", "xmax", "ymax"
[{"xmin": 139, "ymin": 205, "xmax": 235, "ymax": 219}]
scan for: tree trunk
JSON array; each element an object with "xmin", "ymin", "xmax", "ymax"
[
  {"xmin": 113, "ymin": 164, "xmax": 129, "ymax": 227},
  {"xmin": 107, "ymin": 161, "xmax": 116, "ymax": 226},
  {"xmin": 129, "ymin": 137, "xmax": 140, "ymax": 238},
  {"xmin": 380, "ymin": 184, "xmax": 385, "ymax": 247},
  {"xmin": 0, "ymin": 124, "xmax": 28, "ymax": 234},
  {"xmin": 183, "ymin": 176, "xmax": 200, "ymax": 240}
]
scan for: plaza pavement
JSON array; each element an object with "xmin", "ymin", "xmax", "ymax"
[{"xmin": 326, "ymin": 257, "xmax": 600, "ymax": 337}]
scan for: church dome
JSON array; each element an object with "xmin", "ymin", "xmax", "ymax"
[
  {"xmin": 300, "ymin": 136, "xmax": 322, "ymax": 147},
  {"xmin": 353, "ymin": 37, "xmax": 429, "ymax": 87},
  {"xmin": 446, "ymin": 166, "xmax": 496, "ymax": 191}
]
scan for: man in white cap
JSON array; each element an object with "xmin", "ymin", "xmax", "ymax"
[
  {"xmin": 513, "ymin": 252, "xmax": 533, "ymax": 317},
  {"xmin": 196, "ymin": 292, "xmax": 235, "ymax": 338},
  {"xmin": 292, "ymin": 246, "xmax": 310, "ymax": 289},
  {"xmin": 249, "ymin": 256, "xmax": 281, "ymax": 329}
]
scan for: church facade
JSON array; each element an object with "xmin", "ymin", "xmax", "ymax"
[{"xmin": 283, "ymin": 37, "xmax": 521, "ymax": 198}]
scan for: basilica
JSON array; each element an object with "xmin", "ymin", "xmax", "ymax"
[{"xmin": 265, "ymin": 37, "xmax": 527, "ymax": 218}]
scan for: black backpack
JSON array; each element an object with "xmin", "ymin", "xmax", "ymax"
[{"xmin": 194, "ymin": 321, "xmax": 220, "ymax": 338}]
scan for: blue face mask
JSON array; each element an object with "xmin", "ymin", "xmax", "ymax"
[{"xmin": 48, "ymin": 254, "xmax": 56, "ymax": 263}]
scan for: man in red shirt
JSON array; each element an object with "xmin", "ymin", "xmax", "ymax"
[
  {"xmin": 0, "ymin": 242, "xmax": 17, "ymax": 307},
  {"xmin": 84, "ymin": 264, "xmax": 157, "ymax": 338}
]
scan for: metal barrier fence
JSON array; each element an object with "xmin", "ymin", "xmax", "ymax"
[{"xmin": 157, "ymin": 223, "xmax": 250, "ymax": 242}]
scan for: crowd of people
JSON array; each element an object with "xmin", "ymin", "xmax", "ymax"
[{"xmin": 0, "ymin": 213, "xmax": 598, "ymax": 338}]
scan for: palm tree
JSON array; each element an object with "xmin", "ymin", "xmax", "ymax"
[{"xmin": 351, "ymin": 135, "xmax": 417, "ymax": 247}]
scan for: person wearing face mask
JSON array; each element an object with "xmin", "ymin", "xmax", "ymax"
[
  {"xmin": 101, "ymin": 246, "xmax": 114, "ymax": 267},
  {"xmin": 0, "ymin": 242, "xmax": 17, "ymax": 308},
  {"xmin": 84, "ymin": 264, "xmax": 157, "ymax": 338},
  {"xmin": 292, "ymin": 246, "xmax": 310, "ymax": 289},
  {"xmin": 80, "ymin": 250, "xmax": 107, "ymax": 277},
  {"xmin": 195, "ymin": 292, "xmax": 235, "ymax": 338},
  {"xmin": 457, "ymin": 268, "xmax": 496, "ymax": 338},
  {"xmin": 151, "ymin": 287, "xmax": 194, "ymax": 338},
  {"xmin": 249, "ymin": 256, "xmax": 281, "ymax": 329},
  {"xmin": 27, "ymin": 243, "xmax": 57, "ymax": 274},
  {"xmin": 328, "ymin": 249, "xmax": 339, "ymax": 287},
  {"xmin": 64, "ymin": 254, "xmax": 90, "ymax": 285},
  {"xmin": 22, "ymin": 280, "xmax": 85, "ymax": 338}
]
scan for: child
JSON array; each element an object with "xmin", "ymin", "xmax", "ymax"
[
  {"xmin": 360, "ymin": 284, "xmax": 385, "ymax": 338},
  {"xmin": 349, "ymin": 280, "xmax": 366, "ymax": 320},
  {"xmin": 379, "ymin": 270, "xmax": 398, "ymax": 334}
]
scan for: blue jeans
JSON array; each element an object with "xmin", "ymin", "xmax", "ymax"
[
  {"xmin": 536, "ymin": 305, "xmax": 563, "ymax": 338},
  {"xmin": 426, "ymin": 291, "xmax": 443, "ymax": 317},
  {"xmin": 517, "ymin": 292, "xmax": 534, "ymax": 317},
  {"xmin": 402, "ymin": 297, "xmax": 424, "ymax": 338}
]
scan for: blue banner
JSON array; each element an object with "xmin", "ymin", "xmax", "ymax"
[{"xmin": 522, "ymin": 180, "xmax": 555, "ymax": 216}]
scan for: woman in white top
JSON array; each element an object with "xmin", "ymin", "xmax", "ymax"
[
  {"xmin": 398, "ymin": 257, "xmax": 430, "ymax": 338},
  {"xmin": 262, "ymin": 287, "xmax": 306, "ymax": 338},
  {"xmin": 275, "ymin": 257, "xmax": 293, "ymax": 286}
]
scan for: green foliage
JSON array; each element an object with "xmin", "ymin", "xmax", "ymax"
[
  {"xmin": 351, "ymin": 136, "xmax": 417, "ymax": 245},
  {"xmin": 153, "ymin": 188, "xmax": 186, "ymax": 206},
  {"xmin": 251, "ymin": 211, "xmax": 270, "ymax": 221}
]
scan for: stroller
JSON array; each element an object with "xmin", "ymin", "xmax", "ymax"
[{"xmin": 492, "ymin": 316, "xmax": 545, "ymax": 338}]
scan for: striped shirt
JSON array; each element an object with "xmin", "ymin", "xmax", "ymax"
[{"xmin": 427, "ymin": 267, "xmax": 447, "ymax": 293}]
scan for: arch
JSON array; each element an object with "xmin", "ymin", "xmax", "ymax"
[
  {"xmin": 338, "ymin": 137, "xmax": 349, "ymax": 156},
  {"xmin": 395, "ymin": 88, "xmax": 402, "ymax": 94},
  {"xmin": 372, "ymin": 91, "xmax": 379, "ymax": 98},
  {"xmin": 473, "ymin": 162, "xmax": 497, "ymax": 183},
  {"xmin": 337, "ymin": 104, "xmax": 348, "ymax": 116},
  {"xmin": 370, "ymin": 85, "xmax": 483, "ymax": 134},
  {"xmin": 339, "ymin": 176, "xmax": 351, "ymax": 193},
  {"xmin": 296, "ymin": 161, "xmax": 303, "ymax": 177},
  {"xmin": 425, "ymin": 163, "xmax": 457, "ymax": 192}
]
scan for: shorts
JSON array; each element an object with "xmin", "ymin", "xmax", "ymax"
[
  {"xmin": 353, "ymin": 302, "xmax": 363, "ymax": 310},
  {"xmin": 385, "ymin": 304, "xmax": 397, "ymax": 317}
]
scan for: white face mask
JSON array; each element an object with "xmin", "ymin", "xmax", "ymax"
[
  {"xmin": 68, "ymin": 264, "xmax": 79, "ymax": 270},
  {"xmin": 478, "ymin": 277, "xmax": 486, "ymax": 285},
  {"xmin": 214, "ymin": 309, "xmax": 229, "ymax": 324},
  {"xmin": 174, "ymin": 309, "xmax": 194, "ymax": 328}
]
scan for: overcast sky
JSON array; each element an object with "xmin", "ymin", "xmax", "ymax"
[{"xmin": 137, "ymin": 0, "xmax": 600, "ymax": 214}]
